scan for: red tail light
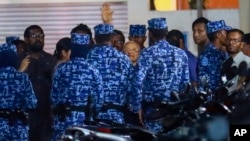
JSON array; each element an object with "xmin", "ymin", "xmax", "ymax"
[{"xmin": 97, "ymin": 127, "xmax": 112, "ymax": 133}]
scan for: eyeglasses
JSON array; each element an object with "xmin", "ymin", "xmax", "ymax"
[
  {"xmin": 29, "ymin": 33, "xmax": 45, "ymax": 39},
  {"xmin": 114, "ymin": 40, "xmax": 124, "ymax": 45},
  {"xmin": 227, "ymin": 38, "xmax": 241, "ymax": 44},
  {"xmin": 123, "ymin": 48, "xmax": 140, "ymax": 53}
]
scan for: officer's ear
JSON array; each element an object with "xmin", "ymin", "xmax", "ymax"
[
  {"xmin": 240, "ymin": 42, "xmax": 245, "ymax": 49},
  {"xmin": 93, "ymin": 38, "xmax": 96, "ymax": 44},
  {"xmin": 216, "ymin": 31, "xmax": 221, "ymax": 39},
  {"xmin": 179, "ymin": 39, "xmax": 184, "ymax": 48}
]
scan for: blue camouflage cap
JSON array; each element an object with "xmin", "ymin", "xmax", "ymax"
[
  {"xmin": 94, "ymin": 24, "xmax": 114, "ymax": 35},
  {"xmin": 71, "ymin": 33, "xmax": 90, "ymax": 45},
  {"xmin": 206, "ymin": 20, "xmax": 232, "ymax": 33},
  {"xmin": 148, "ymin": 17, "xmax": 167, "ymax": 29},
  {"xmin": 129, "ymin": 24, "xmax": 146, "ymax": 37},
  {"xmin": 0, "ymin": 43, "xmax": 17, "ymax": 53},
  {"xmin": 6, "ymin": 36, "xmax": 20, "ymax": 45}
]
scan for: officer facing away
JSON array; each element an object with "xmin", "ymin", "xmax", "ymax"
[
  {"xmin": 0, "ymin": 43, "xmax": 37, "ymax": 141},
  {"xmin": 132, "ymin": 17, "xmax": 190, "ymax": 133},
  {"xmin": 51, "ymin": 33, "xmax": 104, "ymax": 140},
  {"xmin": 87, "ymin": 24, "xmax": 134, "ymax": 124}
]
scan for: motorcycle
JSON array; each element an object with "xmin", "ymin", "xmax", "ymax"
[
  {"xmin": 59, "ymin": 64, "xmax": 250, "ymax": 141},
  {"xmin": 60, "ymin": 120, "xmax": 157, "ymax": 141}
]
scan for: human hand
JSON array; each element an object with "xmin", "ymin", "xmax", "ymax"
[
  {"xmin": 101, "ymin": 2, "xmax": 113, "ymax": 24},
  {"xmin": 18, "ymin": 55, "xmax": 30, "ymax": 72},
  {"xmin": 138, "ymin": 109, "xmax": 144, "ymax": 127}
]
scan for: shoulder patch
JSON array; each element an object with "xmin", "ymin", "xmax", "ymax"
[{"xmin": 201, "ymin": 57, "xmax": 209, "ymax": 66}]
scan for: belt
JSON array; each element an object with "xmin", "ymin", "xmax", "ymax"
[
  {"xmin": 100, "ymin": 102, "xmax": 125, "ymax": 113},
  {"xmin": 0, "ymin": 109, "xmax": 28, "ymax": 125},
  {"xmin": 53, "ymin": 103, "xmax": 88, "ymax": 122}
]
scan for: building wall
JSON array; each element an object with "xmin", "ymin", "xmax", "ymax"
[
  {"xmin": 1, "ymin": 0, "xmax": 249, "ymax": 56},
  {"xmin": 128, "ymin": 0, "xmax": 240, "ymax": 56},
  {"xmin": 239, "ymin": 0, "xmax": 250, "ymax": 33}
]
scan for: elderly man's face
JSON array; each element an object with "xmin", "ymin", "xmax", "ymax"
[
  {"xmin": 123, "ymin": 41, "xmax": 140, "ymax": 65},
  {"xmin": 129, "ymin": 36, "xmax": 146, "ymax": 49}
]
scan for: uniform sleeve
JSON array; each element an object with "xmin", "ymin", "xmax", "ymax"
[
  {"xmin": 131, "ymin": 53, "xmax": 149, "ymax": 113},
  {"xmin": 91, "ymin": 68, "xmax": 104, "ymax": 113},
  {"xmin": 21, "ymin": 75, "xmax": 37, "ymax": 110},
  {"xmin": 50, "ymin": 66, "xmax": 62, "ymax": 106},
  {"xmin": 180, "ymin": 52, "xmax": 190, "ymax": 91},
  {"xmin": 197, "ymin": 54, "xmax": 209, "ymax": 91}
]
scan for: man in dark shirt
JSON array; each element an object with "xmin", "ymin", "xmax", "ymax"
[{"xmin": 18, "ymin": 25, "xmax": 56, "ymax": 141}]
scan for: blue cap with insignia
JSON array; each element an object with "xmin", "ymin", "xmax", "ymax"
[
  {"xmin": 148, "ymin": 17, "xmax": 167, "ymax": 29},
  {"xmin": 207, "ymin": 20, "xmax": 232, "ymax": 33},
  {"xmin": 6, "ymin": 36, "xmax": 20, "ymax": 45},
  {"xmin": 71, "ymin": 33, "xmax": 90, "ymax": 45},
  {"xmin": 129, "ymin": 24, "xmax": 146, "ymax": 37},
  {"xmin": 94, "ymin": 24, "xmax": 114, "ymax": 35}
]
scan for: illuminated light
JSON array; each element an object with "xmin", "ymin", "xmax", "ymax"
[
  {"xmin": 97, "ymin": 127, "xmax": 112, "ymax": 133},
  {"xmin": 154, "ymin": 0, "xmax": 177, "ymax": 11}
]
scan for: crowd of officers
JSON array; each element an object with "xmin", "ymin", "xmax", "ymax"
[{"xmin": 1, "ymin": 4, "xmax": 250, "ymax": 141}]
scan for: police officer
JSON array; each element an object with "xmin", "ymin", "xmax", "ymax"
[
  {"xmin": 128, "ymin": 24, "xmax": 147, "ymax": 50},
  {"xmin": 0, "ymin": 43, "xmax": 37, "ymax": 141},
  {"xmin": 198, "ymin": 20, "xmax": 231, "ymax": 93},
  {"xmin": 51, "ymin": 33, "xmax": 104, "ymax": 140},
  {"xmin": 87, "ymin": 24, "xmax": 133, "ymax": 124},
  {"xmin": 132, "ymin": 17, "xmax": 190, "ymax": 133}
]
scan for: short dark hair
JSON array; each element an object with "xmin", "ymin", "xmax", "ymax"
[
  {"xmin": 54, "ymin": 37, "xmax": 71, "ymax": 59},
  {"xmin": 113, "ymin": 29, "xmax": 125, "ymax": 43},
  {"xmin": 166, "ymin": 29, "xmax": 185, "ymax": 47},
  {"xmin": 192, "ymin": 17, "xmax": 210, "ymax": 29},
  {"xmin": 71, "ymin": 23, "xmax": 92, "ymax": 35},
  {"xmin": 244, "ymin": 33, "xmax": 250, "ymax": 44},
  {"xmin": 167, "ymin": 29, "xmax": 185, "ymax": 41},
  {"xmin": 148, "ymin": 28, "xmax": 168, "ymax": 40},
  {"xmin": 95, "ymin": 34, "xmax": 113, "ymax": 44},
  {"xmin": 227, "ymin": 28, "xmax": 245, "ymax": 42},
  {"xmin": 24, "ymin": 25, "xmax": 44, "ymax": 38},
  {"xmin": 71, "ymin": 23, "xmax": 94, "ymax": 45},
  {"xmin": 12, "ymin": 40, "xmax": 27, "ymax": 51}
]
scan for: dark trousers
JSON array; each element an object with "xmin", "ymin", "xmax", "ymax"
[
  {"xmin": 125, "ymin": 112, "xmax": 143, "ymax": 127},
  {"xmin": 29, "ymin": 112, "xmax": 53, "ymax": 141}
]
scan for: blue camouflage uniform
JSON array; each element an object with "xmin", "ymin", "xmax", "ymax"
[
  {"xmin": 51, "ymin": 33, "xmax": 104, "ymax": 140},
  {"xmin": 132, "ymin": 18, "xmax": 190, "ymax": 133},
  {"xmin": 0, "ymin": 43, "xmax": 37, "ymax": 141},
  {"xmin": 198, "ymin": 20, "xmax": 231, "ymax": 93},
  {"xmin": 87, "ymin": 24, "xmax": 134, "ymax": 124}
]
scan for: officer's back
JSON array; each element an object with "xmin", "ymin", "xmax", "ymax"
[
  {"xmin": 132, "ymin": 18, "xmax": 190, "ymax": 133},
  {"xmin": 51, "ymin": 33, "xmax": 104, "ymax": 140},
  {"xmin": 87, "ymin": 24, "xmax": 133, "ymax": 124},
  {"xmin": 0, "ymin": 43, "xmax": 37, "ymax": 141}
]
